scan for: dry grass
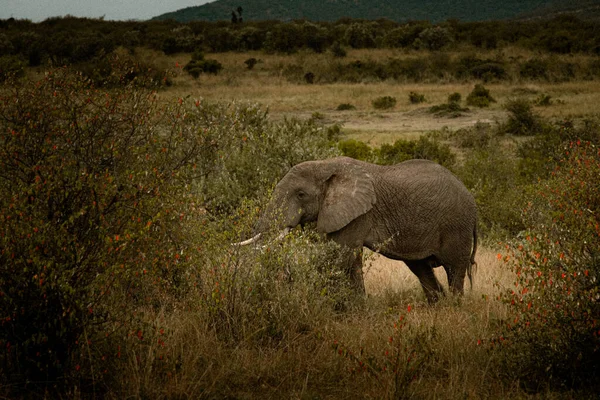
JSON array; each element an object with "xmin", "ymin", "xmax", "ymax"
[
  {"xmin": 151, "ymin": 48, "xmax": 600, "ymax": 145},
  {"xmin": 112, "ymin": 247, "xmax": 521, "ymax": 399}
]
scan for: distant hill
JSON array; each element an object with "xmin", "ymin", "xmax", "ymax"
[{"xmin": 152, "ymin": 0, "xmax": 600, "ymax": 23}]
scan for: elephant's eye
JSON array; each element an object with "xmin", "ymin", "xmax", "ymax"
[{"xmin": 296, "ymin": 191, "xmax": 307, "ymax": 200}]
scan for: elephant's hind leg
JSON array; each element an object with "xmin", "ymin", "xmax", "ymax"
[
  {"xmin": 405, "ymin": 259, "xmax": 444, "ymax": 303},
  {"xmin": 444, "ymin": 259, "xmax": 469, "ymax": 295}
]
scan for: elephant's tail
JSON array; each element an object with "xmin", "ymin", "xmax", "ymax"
[{"xmin": 467, "ymin": 225, "xmax": 478, "ymax": 289}]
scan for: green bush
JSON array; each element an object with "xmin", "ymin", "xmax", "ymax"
[
  {"xmin": 184, "ymin": 51, "xmax": 223, "ymax": 78},
  {"xmin": 0, "ymin": 55, "xmax": 25, "ymax": 81},
  {"xmin": 376, "ymin": 135, "xmax": 456, "ymax": 169},
  {"xmin": 453, "ymin": 122, "xmax": 493, "ymax": 149},
  {"xmin": 448, "ymin": 92, "xmax": 462, "ymax": 103},
  {"xmin": 429, "ymin": 101, "xmax": 468, "ymax": 117},
  {"xmin": 372, "ymin": 96, "xmax": 397, "ymax": 110},
  {"xmin": 502, "ymin": 98, "xmax": 543, "ymax": 136},
  {"xmin": 519, "ymin": 58, "xmax": 549, "ymax": 80},
  {"xmin": 0, "ymin": 67, "xmax": 206, "ymax": 391},
  {"xmin": 330, "ymin": 41, "xmax": 347, "ymax": 57},
  {"xmin": 244, "ymin": 57, "xmax": 258, "ymax": 70},
  {"xmin": 336, "ymin": 103, "xmax": 356, "ymax": 111},
  {"xmin": 408, "ymin": 91, "xmax": 426, "ymax": 104},
  {"xmin": 338, "ymin": 139, "xmax": 373, "ymax": 161},
  {"xmin": 496, "ymin": 141, "xmax": 600, "ymax": 390},
  {"xmin": 466, "ymin": 84, "xmax": 496, "ymax": 108},
  {"xmin": 456, "ymin": 145, "xmax": 525, "ymax": 240}
]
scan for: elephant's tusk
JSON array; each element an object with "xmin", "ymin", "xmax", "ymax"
[{"xmin": 232, "ymin": 233, "xmax": 262, "ymax": 246}]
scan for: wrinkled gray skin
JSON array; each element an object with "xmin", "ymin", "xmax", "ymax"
[{"xmin": 252, "ymin": 157, "xmax": 477, "ymax": 303}]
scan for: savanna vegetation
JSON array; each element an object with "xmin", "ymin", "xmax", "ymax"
[{"xmin": 1, "ymin": 14, "xmax": 599, "ymax": 398}]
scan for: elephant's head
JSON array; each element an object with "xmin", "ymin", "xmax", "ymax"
[{"xmin": 239, "ymin": 157, "xmax": 376, "ymax": 244}]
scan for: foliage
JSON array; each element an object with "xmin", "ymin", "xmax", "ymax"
[
  {"xmin": 517, "ymin": 118, "xmax": 600, "ymax": 180},
  {"xmin": 417, "ymin": 26, "xmax": 453, "ymax": 51},
  {"xmin": 336, "ymin": 103, "xmax": 356, "ymax": 111},
  {"xmin": 466, "ymin": 84, "xmax": 496, "ymax": 108},
  {"xmin": 338, "ymin": 139, "xmax": 373, "ymax": 161},
  {"xmin": 184, "ymin": 50, "xmax": 223, "ymax": 78},
  {"xmin": 372, "ymin": 96, "xmax": 397, "ymax": 110},
  {"xmin": 496, "ymin": 141, "xmax": 600, "ymax": 391},
  {"xmin": 408, "ymin": 91, "xmax": 426, "ymax": 104},
  {"xmin": 332, "ymin": 306, "xmax": 435, "ymax": 398},
  {"xmin": 244, "ymin": 57, "xmax": 258, "ymax": 70},
  {"xmin": 330, "ymin": 41, "xmax": 347, "ymax": 58},
  {"xmin": 502, "ymin": 98, "xmax": 544, "ymax": 136},
  {"xmin": 0, "ymin": 55, "xmax": 25, "ymax": 82},
  {"xmin": 456, "ymin": 136, "xmax": 525, "ymax": 240},
  {"xmin": 376, "ymin": 135, "xmax": 456, "ymax": 169},
  {"xmin": 448, "ymin": 92, "xmax": 462, "ymax": 103},
  {"xmin": 0, "ymin": 67, "xmax": 205, "ymax": 391}
]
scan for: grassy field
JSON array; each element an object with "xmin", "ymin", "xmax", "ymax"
[
  {"xmin": 4, "ymin": 45, "xmax": 599, "ymax": 398},
  {"xmin": 145, "ymin": 47, "xmax": 600, "ymax": 146}
]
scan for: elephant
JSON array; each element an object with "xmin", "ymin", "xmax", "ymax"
[{"xmin": 236, "ymin": 156, "xmax": 478, "ymax": 303}]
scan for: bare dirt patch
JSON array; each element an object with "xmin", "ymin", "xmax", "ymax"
[{"xmin": 279, "ymin": 107, "xmax": 506, "ymax": 145}]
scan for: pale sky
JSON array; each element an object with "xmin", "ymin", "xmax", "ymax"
[{"xmin": 1, "ymin": 0, "xmax": 212, "ymax": 22}]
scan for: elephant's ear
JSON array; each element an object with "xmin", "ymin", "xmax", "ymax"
[{"xmin": 317, "ymin": 164, "xmax": 376, "ymax": 233}]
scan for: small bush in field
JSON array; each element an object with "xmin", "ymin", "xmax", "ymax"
[
  {"xmin": 466, "ymin": 84, "xmax": 495, "ymax": 108},
  {"xmin": 502, "ymin": 98, "xmax": 543, "ymax": 135},
  {"xmin": 304, "ymin": 71, "xmax": 315, "ymax": 84},
  {"xmin": 448, "ymin": 92, "xmax": 462, "ymax": 103},
  {"xmin": 184, "ymin": 50, "xmax": 223, "ymax": 78},
  {"xmin": 495, "ymin": 141, "xmax": 600, "ymax": 391},
  {"xmin": 519, "ymin": 58, "xmax": 549, "ymax": 80},
  {"xmin": 376, "ymin": 135, "xmax": 456, "ymax": 169},
  {"xmin": 337, "ymin": 103, "xmax": 356, "ymax": 111},
  {"xmin": 372, "ymin": 96, "xmax": 397, "ymax": 110},
  {"xmin": 244, "ymin": 57, "xmax": 258, "ymax": 70},
  {"xmin": 338, "ymin": 139, "xmax": 373, "ymax": 161},
  {"xmin": 534, "ymin": 93, "xmax": 553, "ymax": 106},
  {"xmin": 408, "ymin": 91, "xmax": 426, "ymax": 104},
  {"xmin": 330, "ymin": 41, "xmax": 347, "ymax": 57}
]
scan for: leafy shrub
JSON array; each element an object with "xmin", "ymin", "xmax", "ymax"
[
  {"xmin": 408, "ymin": 91, "xmax": 426, "ymax": 104},
  {"xmin": 244, "ymin": 57, "xmax": 258, "ymax": 70},
  {"xmin": 338, "ymin": 139, "xmax": 373, "ymax": 161},
  {"xmin": 304, "ymin": 72, "xmax": 315, "ymax": 84},
  {"xmin": 372, "ymin": 96, "xmax": 397, "ymax": 110},
  {"xmin": 502, "ymin": 98, "xmax": 543, "ymax": 136},
  {"xmin": 496, "ymin": 141, "xmax": 600, "ymax": 390},
  {"xmin": 519, "ymin": 58, "xmax": 549, "ymax": 80},
  {"xmin": 0, "ymin": 67, "xmax": 206, "ymax": 392},
  {"xmin": 330, "ymin": 41, "xmax": 347, "ymax": 58},
  {"xmin": 466, "ymin": 84, "xmax": 496, "ymax": 108},
  {"xmin": 344, "ymin": 22, "xmax": 376, "ymax": 49},
  {"xmin": 429, "ymin": 101, "xmax": 468, "ymax": 117},
  {"xmin": 376, "ymin": 135, "xmax": 456, "ymax": 169},
  {"xmin": 448, "ymin": 92, "xmax": 462, "ymax": 103},
  {"xmin": 184, "ymin": 51, "xmax": 223, "ymax": 78},
  {"xmin": 0, "ymin": 55, "xmax": 25, "ymax": 81},
  {"xmin": 456, "ymin": 144, "xmax": 525, "ymax": 240},
  {"xmin": 534, "ymin": 93, "xmax": 552, "ymax": 106},
  {"xmin": 417, "ymin": 26, "xmax": 453, "ymax": 51},
  {"xmin": 453, "ymin": 122, "xmax": 493, "ymax": 149},
  {"xmin": 336, "ymin": 103, "xmax": 356, "ymax": 111},
  {"xmin": 517, "ymin": 118, "xmax": 600, "ymax": 180}
]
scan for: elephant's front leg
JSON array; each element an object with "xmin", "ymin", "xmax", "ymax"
[{"xmin": 343, "ymin": 247, "xmax": 365, "ymax": 294}]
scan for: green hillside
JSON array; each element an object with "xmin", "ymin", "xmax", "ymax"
[{"xmin": 153, "ymin": 0, "xmax": 585, "ymax": 23}]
